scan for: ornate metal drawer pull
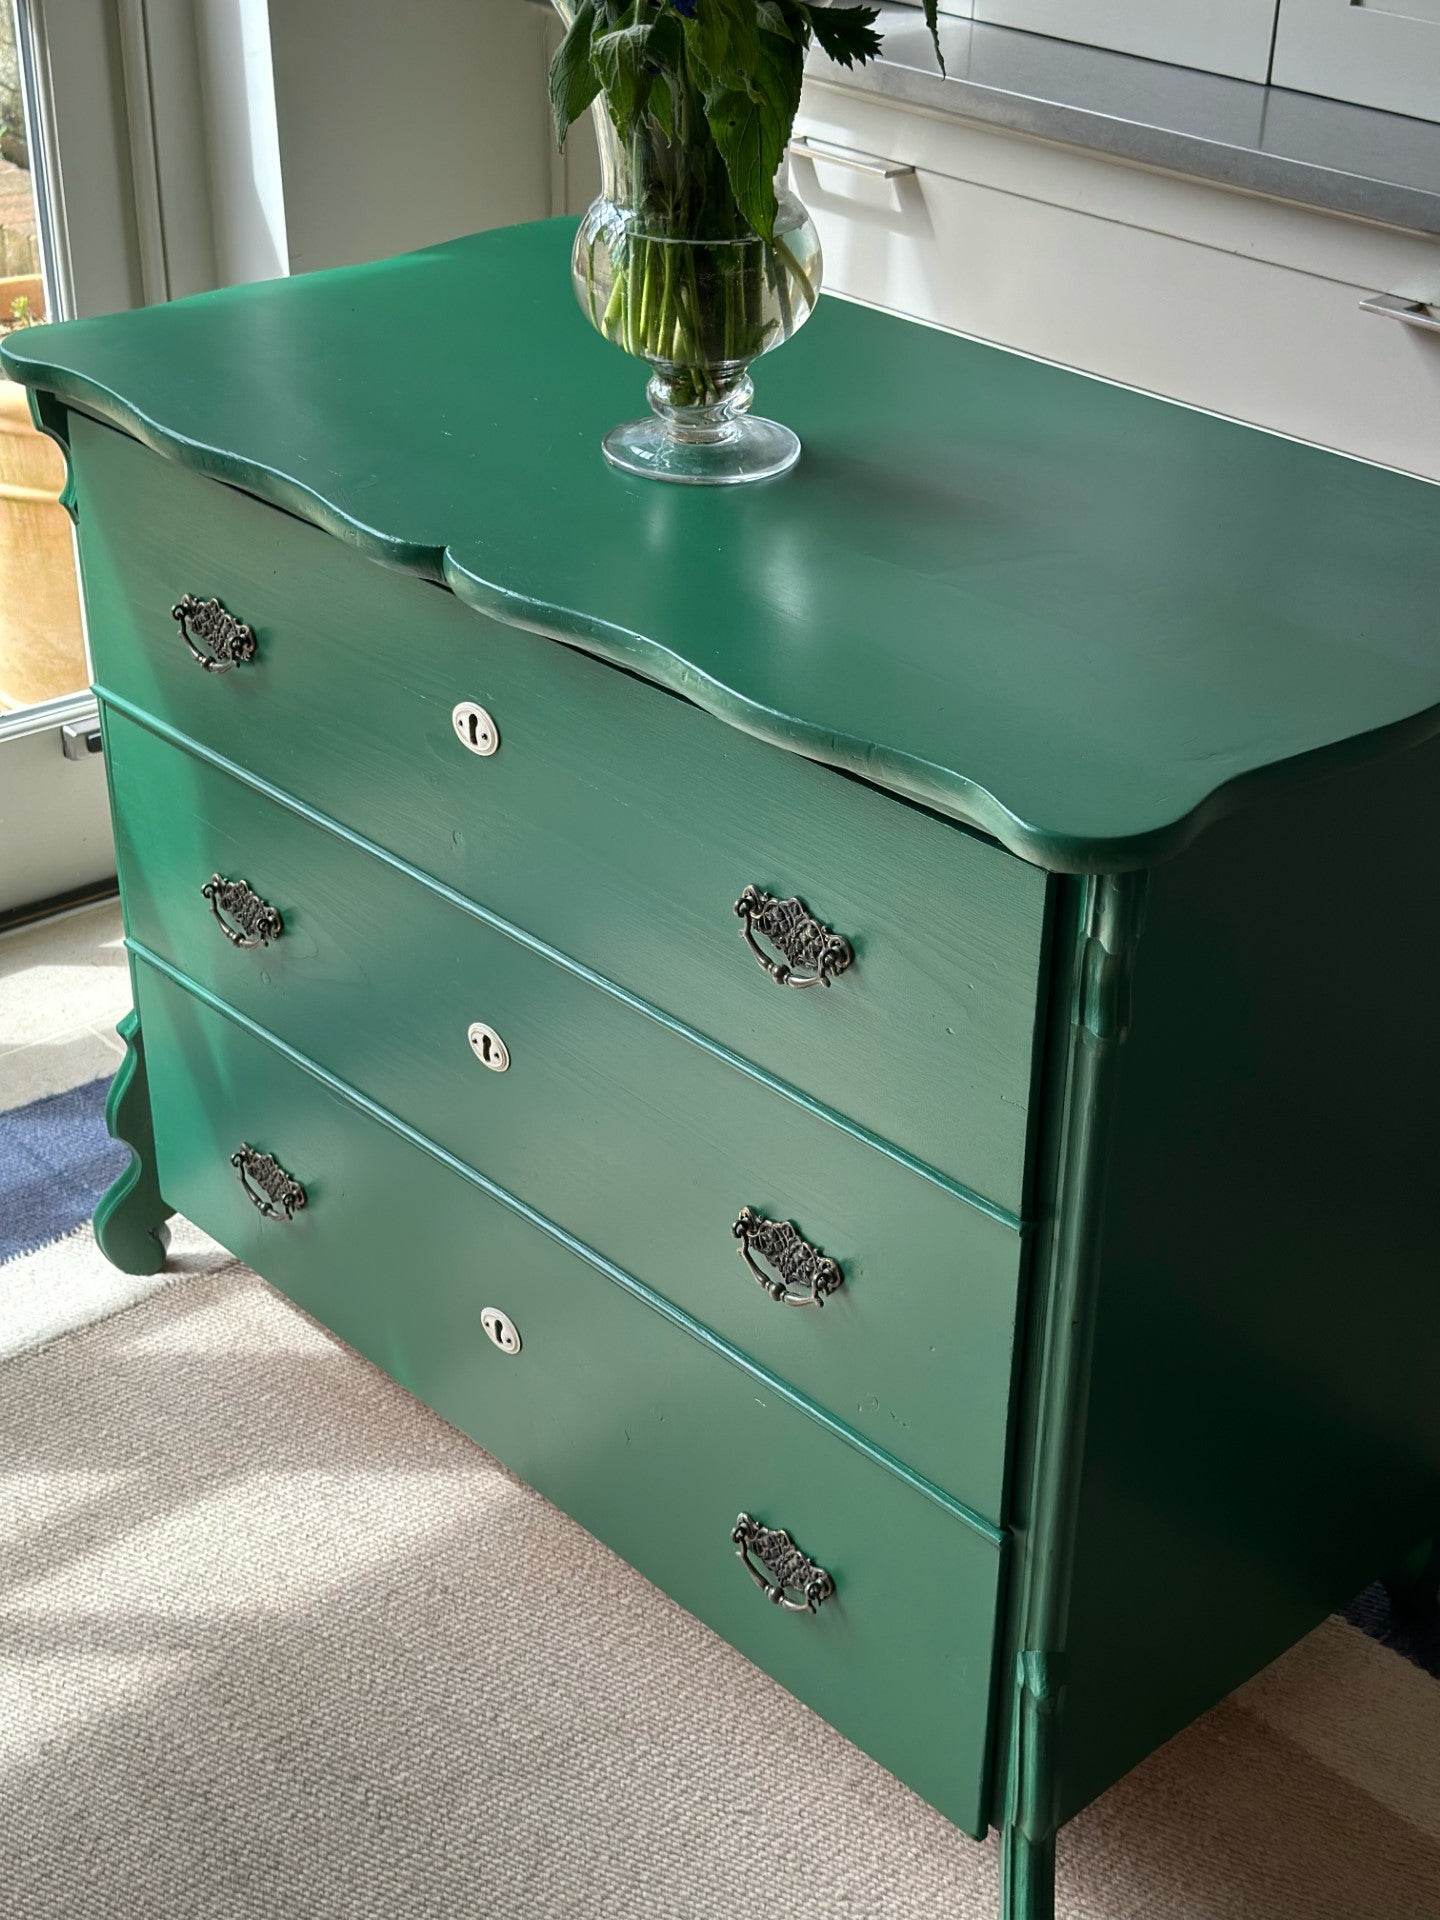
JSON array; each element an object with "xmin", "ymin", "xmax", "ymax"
[
  {"xmin": 172, "ymin": 594, "xmax": 257, "ymax": 673},
  {"xmin": 734, "ymin": 886, "xmax": 852, "ymax": 989},
  {"xmin": 232, "ymin": 1144, "xmax": 306, "ymax": 1221},
  {"xmin": 733, "ymin": 1208, "xmax": 843, "ymax": 1308},
  {"xmin": 732, "ymin": 1514, "xmax": 834, "ymax": 1614},
  {"xmin": 202, "ymin": 875, "xmax": 283, "ymax": 948}
]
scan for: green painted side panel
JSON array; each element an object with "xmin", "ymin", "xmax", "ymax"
[
  {"xmin": 71, "ymin": 411, "xmax": 1048, "ymax": 1217},
  {"xmin": 1054, "ymin": 733, "xmax": 1440, "ymax": 1823},
  {"xmin": 11, "ymin": 221, "xmax": 1440, "ymax": 870},
  {"xmin": 131, "ymin": 953, "xmax": 1005, "ymax": 1838},
  {"xmin": 105, "ymin": 707, "xmax": 1025, "ymax": 1516}
]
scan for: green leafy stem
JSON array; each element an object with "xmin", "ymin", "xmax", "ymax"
[
  {"xmin": 552, "ymin": 0, "xmax": 942, "ymax": 247},
  {"xmin": 580, "ymin": 221, "xmax": 818, "ymax": 406},
  {"xmin": 553, "ymin": 0, "xmax": 940, "ymax": 403}
]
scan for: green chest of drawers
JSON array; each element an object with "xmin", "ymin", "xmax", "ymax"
[{"xmin": 10, "ymin": 220, "xmax": 1440, "ymax": 1920}]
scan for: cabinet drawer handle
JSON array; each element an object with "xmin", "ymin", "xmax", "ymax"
[
  {"xmin": 231, "ymin": 1143, "xmax": 307, "ymax": 1221},
  {"xmin": 732, "ymin": 1513, "xmax": 834, "ymax": 1613},
  {"xmin": 172, "ymin": 594, "xmax": 257, "ymax": 673},
  {"xmin": 202, "ymin": 875, "xmax": 283, "ymax": 948},
  {"xmin": 788, "ymin": 135, "xmax": 914, "ymax": 181},
  {"xmin": 733, "ymin": 1207, "xmax": 843, "ymax": 1307},
  {"xmin": 1361, "ymin": 292, "xmax": 1440, "ymax": 335},
  {"xmin": 734, "ymin": 886, "xmax": 853, "ymax": 988}
]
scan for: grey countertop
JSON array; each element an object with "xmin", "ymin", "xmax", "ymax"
[{"xmin": 808, "ymin": 6, "xmax": 1440, "ymax": 238}]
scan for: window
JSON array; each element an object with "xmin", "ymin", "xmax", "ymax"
[
  {"xmin": 0, "ymin": 4, "xmax": 87, "ymax": 720},
  {"xmin": 0, "ymin": 0, "xmax": 169, "ymax": 920}
]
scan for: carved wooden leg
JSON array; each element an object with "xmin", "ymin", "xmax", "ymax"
[
  {"xmin": 93, "ymin": 1009, "xmax": 173, "ymax": 1276},
  {"xmin": 1000, "ymin": 1823, "xmax": 1056, "ymax": 1920}
]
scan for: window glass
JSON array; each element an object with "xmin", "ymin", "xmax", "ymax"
[{"xmin": 0, "ymin": 1, "xmax": 86, "ymax": 717}]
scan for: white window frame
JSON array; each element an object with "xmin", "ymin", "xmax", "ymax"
[
  {"xmin": 19, "ymin": 0, "xmax": 148, "ymax": 320},
  {"xmin": 0, "ymin": 0, "xmax": 286, "ymax": 918}
]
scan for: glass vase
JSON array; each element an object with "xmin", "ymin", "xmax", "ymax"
[{"xmin": 572, "ymin": 97, "xmax": 822, "ymax": 485}]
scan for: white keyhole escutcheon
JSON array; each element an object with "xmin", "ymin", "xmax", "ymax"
[
  {"xmin": 481, "ymin": 1307, "xmax": 521, "ymax": 1355},
  {"xmin": 452, "ymin": 701, "xmax": 499, "ymax": 757},
  {"xmin": 467, "ymin": 1021, "xmax": 510, "ymax": 1073}
]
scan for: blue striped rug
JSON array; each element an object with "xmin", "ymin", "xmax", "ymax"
[{"xmin": 0, "ymin": 1076, "xmax": 127, "ymax": 1264}]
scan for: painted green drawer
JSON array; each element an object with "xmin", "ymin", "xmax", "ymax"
[
  {"xmin": 73, "ymin": 413, "xmax": 1049, "ymax": 1216},
  {"xmin": 132, "ymin": 953, "xmax": 1006, "ymax": 1836},
  {"xmin": 107, "ymin": 708, "xmax": 1024, "ymax": 1519}
]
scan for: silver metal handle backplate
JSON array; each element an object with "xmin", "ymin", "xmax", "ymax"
[
  {"xmin": 172, "ymin": 594, "xmax": 257, "ymax": 672},
  {"xmin": 735, "ymin": 886, "xmax": 853, "ymax": 989},
  {"xmin": 202, "ymin": 875, "xmax": 283, "ymax": 949},
  {"xmin": 733, "ymin": 1513, "xmax": 834, "ymax": 1613},
  {"xmin": 733, "ymin": 1208, "xmax": 843, "ymax": 1307},
  {"xmin": 232, "ymin": 1144, "xmax": 306, "ymax": 1221}
]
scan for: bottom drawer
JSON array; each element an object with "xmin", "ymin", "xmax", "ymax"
[{"xmin": 131, "ymin": 957, "xmax": 1006, "ymax": 1835}]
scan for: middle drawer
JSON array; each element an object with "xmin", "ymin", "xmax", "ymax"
[{"xmin": 107, "ymin": 708, "xmax": 1024, "ymax": 1520}]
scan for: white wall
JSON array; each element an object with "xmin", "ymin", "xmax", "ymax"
[
  {"xmin": 267, "ymin": 0, "xmax": 553, "ymax": 275},
  {"xmin": 118, "ymin": 0, "xmax": 288, "ymax": 299},
  {"xmin": 195, "ymin": 0, "xmax": 288, "ymax": 285}
]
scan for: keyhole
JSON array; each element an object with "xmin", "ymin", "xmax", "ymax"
[
  {"xmin": 482, "ymin": 1307, "xmax": 521, "ymax": 1356},
  {"xmin": 452, "ymin": 700, "xmax": 500, "ymax": 757},
  {"xmin": 467, "ymin": 1021, "xmax": 510, "ymax": 1072}
]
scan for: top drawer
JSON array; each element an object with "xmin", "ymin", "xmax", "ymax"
[{"xmin": 72, "ymin": 412, "xmax": 1049, "ymax": 1214}]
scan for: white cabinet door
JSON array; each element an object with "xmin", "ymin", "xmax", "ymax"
[
  {"xmin": 1272, "ymin": 0, "xmax": 1440, "ymax": 123},
  {"xmin": 968, "ymin": 1, "xmax": 1279, "ymax": 81},
  {"xmin": 794, "ymin": 85, "xmax": 1440, "ymax": 483}
]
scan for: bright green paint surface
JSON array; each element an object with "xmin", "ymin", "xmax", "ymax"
[
  {"xmin": 92, "ymin": 1009, "xmax": 169, "ymax": 1276},
  {"xmin": 133, "ymin": 952, "xmax": 1005, "ymax": 1838},
  {"xmin": 105, "ymin": 705, "xmax": 1026, "ymax": 1517},
  {"xmin": 72, "ymin": 410, "xmax": 1048, "ymax": 1217},
  {"xmin": 10, "ymin": 218, "xmax": 1440, "ymax": 870}
]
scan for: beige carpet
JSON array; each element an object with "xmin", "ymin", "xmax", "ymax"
[{"xmin": 2, "ymin": 1268, "xmax": 1438, "ymax": 1920}]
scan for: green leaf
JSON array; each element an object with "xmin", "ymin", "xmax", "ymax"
[
  {"xmin": 549, "ymin": 0, "xmax": 601, "ymax": 147},
  {"xmin": 700, "ymin": 27, "xmax": 803, "ymax": 242},
  {"xmin": 755, "ymin": 1, "xmax": 793, "ymax": 37},
  {"xmin": 593, "ymin": 22, "xmax": 659, "ymax": 138},
  {"xmin": 647, "ymin": 9, "xmax": 686, "ymax": 69},
  {"xmin": 592, "ymin": 13, "xmax": 685, "ymax": 140},
  {"xmin": 922, "ymin": 0, "xmax": 946, "ymax": 76},
  {"xmin": 683, "ymin": 0, "xmax": 762, "ymax": 90},
  {"xmin": 650, "ymin": 74, "xmax": 674, "ymax": 141},
  {"xmin": 806, "ymin": 3, "xmax": 883, "ymax": 69}
]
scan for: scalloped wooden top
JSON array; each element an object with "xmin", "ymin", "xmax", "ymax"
[{"xmin": 7, "ymin": 218, "xmax": 1440, "ymax": 872}]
